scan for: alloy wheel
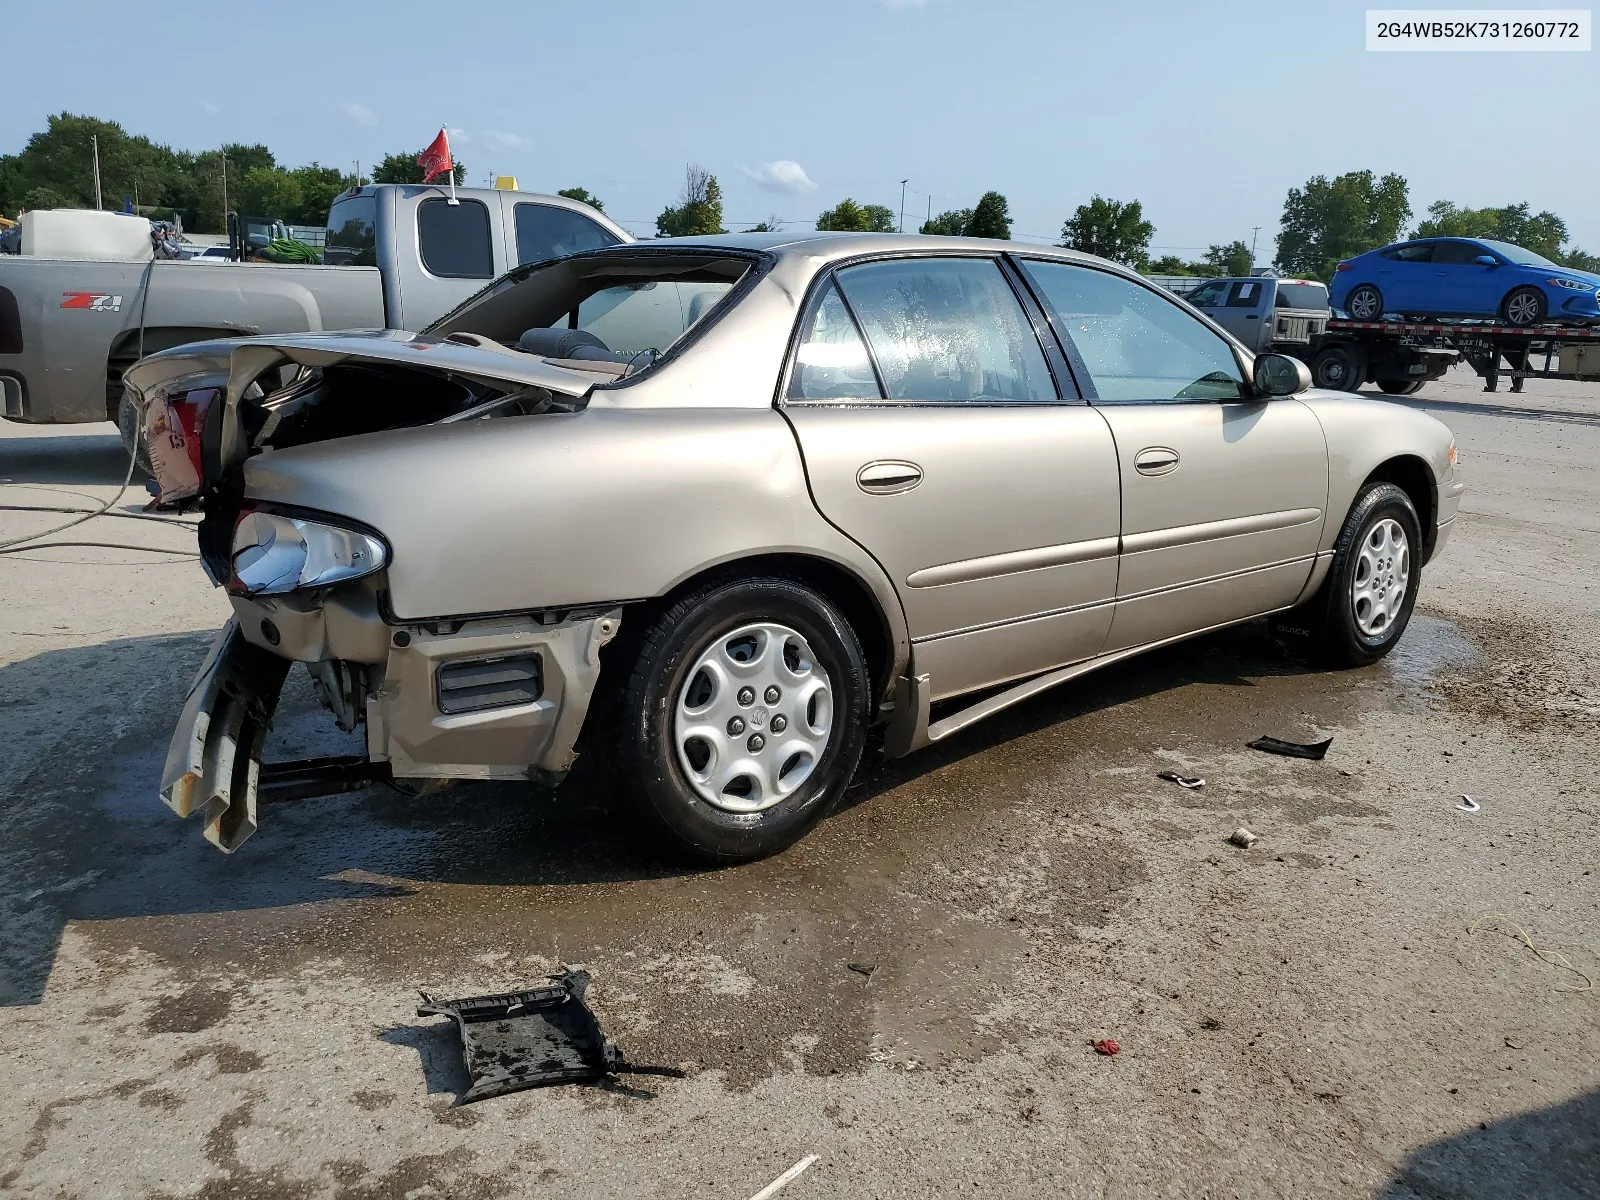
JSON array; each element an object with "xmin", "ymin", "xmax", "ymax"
[
  {"xmin": 673, "ymin": 622, "xmax": 834, "ymax": 813},
  {"xmin": 1351, "ymin": 518, "xmax": 1410, "ymax": 637},
  {"xmin": 1348, "ymin": 288, "xmax": 1382, "ymax": 320},
  {"xmin": 1506, "ymin": 290, "xmax": 1542, "ymax": 325}
]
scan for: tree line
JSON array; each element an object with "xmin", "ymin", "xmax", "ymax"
[{"xmin": 5, "ymin": 115, "xmax": 1597, "ymax": 278}]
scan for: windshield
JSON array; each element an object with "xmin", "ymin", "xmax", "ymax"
[
  {"xmin": 1275, "ymin": 282, "xmax": 1328, "ymax": 310},
  {"xmin": 428, "ymin": 251, "xmax": 757, "ymax": 370},
  {"xmin": 1479, "ymin": 239, "xmax": 1559, "ymax": 268}
]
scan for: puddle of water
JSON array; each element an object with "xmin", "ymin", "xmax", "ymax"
[{"xmin": 1385, "ymin": 613, "xmax": 1477, "ymax": 684}]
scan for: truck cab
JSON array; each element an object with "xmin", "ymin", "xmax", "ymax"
[{"xmin": 1184, "ymin": 276, "xmax": 1329, "ymax": 354}]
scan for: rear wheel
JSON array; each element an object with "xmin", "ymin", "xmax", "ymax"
[
  {"xmin": 116, "ymin": 390, "xmax": 153, "ymax": 476},
  {"xmin": 1377, "ymin": 379, "xmax": 1424, "ymax": 395},
  {"xmin": 1311, "ymin": 344, "xmax": 1366, "ymax": 392},
  {"xmin": 1346, "ymin": 284, "xmax": 1384, "ymax": 321},
  {"xmin": 616, "ymin": 575, "xmax": 870, "ymax": 864},
  {"xmin": 1284, "ymin": 482, "xmax": 1421, "ymax": 668},
  {"xmin": 1501, "ymin": 286, "xmax": 1546, "ymax": 327}
]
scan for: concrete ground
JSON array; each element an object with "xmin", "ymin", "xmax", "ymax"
[{"xmin": 1, "ymin": 367, "xmax": 1596, "ymax": 1199}]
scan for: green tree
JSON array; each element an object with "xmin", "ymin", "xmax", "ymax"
[
  {"xmin": 1412, "ymin": 199, "xmax": 1568, "ymax": 259},
  {"xmin": 1205, "ymin": 240, "xmax": 1253, "ymax": 276},
  {"xmin": 1146, "ymin": 254, "xmax": 1197, "ymax": 276},
  {"xmin": 1274, "ymin": 170, "xmax": 1410, "ymax": 280},
  {"xmin": 1562, "ymin": 247, "xmax": 1600, "ymax": 272},
  {"xmin": 656, "ymin": 164, "xmax": 725, "ymax": 237},
  {"xmin": 235, "ymin": 166, "xmax": 301, "ymax": 221},
  {"xmin": 920, "ymin": 208, "xmax": 972, "ymax": 235},
  {"xmin": 372, "ymin": 149, "xmax": 467, "ymax": 186},
  {"xmin": 288, "ymin": 164, "xmax": 354, "ymax": 226},
  {"xmin": 557, "ymin": 186, "xmax": 604, "ymax": 212},
  {"xmin": 1060, "ymin": 196, "xmax": 1154, "ymax": 269},
  {"xmin": 965, "ymin": 191, "xmax": 1011, "ymax": 240},
  {"xmin": 816, "ymin": 198, "xmax": 897, "ymax": 232}
]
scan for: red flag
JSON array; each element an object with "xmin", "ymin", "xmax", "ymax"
[{"xmin": 417, "ymin": 129, "xmax": 453, "ymax": 183}]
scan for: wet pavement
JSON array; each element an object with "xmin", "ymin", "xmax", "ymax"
[{"xmin": 2, "ymin": 371, "xmax": 1597, "ymax": 1198}]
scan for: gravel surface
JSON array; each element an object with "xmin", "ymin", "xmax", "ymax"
[{"xmin": 1, "ymin": 367, "xmax": 1596, "ymax": 1199}]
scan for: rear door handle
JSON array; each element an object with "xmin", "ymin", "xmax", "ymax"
[
  {"xmin": 856, "ymin": 460, "xmax": 923, "ymax": 495},
  {"xmin": 1134, "ymin": 447, "xmax": 1180, "ymax": 476}
]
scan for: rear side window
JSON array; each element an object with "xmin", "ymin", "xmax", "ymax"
[
  {"xmin": 325, "ymin": 195, "xmax": 377, "ymax": 267},
  {"xmin": 418, "ymin": 198, "xmax": 493, "ymax": 278},
  {"xmin": 1225, "ymin": 281, "xmax": 1262, "ymax": 307},
  {"xmin": 833, "ymin": 258, "xmax": 1053, "ymax": 403},
  {"xmin": 788, "ymin": 281, "xmax": 881, "ymax": 400},
  {"xmin": 515, "ymin": 203, "xmax": 618, "ymax": 265},
  {"xmin": 1022, "ymin": 260, "xmax": 1246, "ymax": 403},
  {"xmin": 1382, "ymin": 243, "xmax": 1434, "ymax": 263}
]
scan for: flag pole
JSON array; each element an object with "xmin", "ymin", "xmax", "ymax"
[{"xmin": 445, "ymin": 124, "xmax": 458, "ymax": 205}]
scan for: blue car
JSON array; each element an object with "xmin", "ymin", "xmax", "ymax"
[{"xmin": 1330, "ymin": 237, "xmax": 1600, "ymax": 326}]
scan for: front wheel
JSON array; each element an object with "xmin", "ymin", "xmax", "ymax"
[
  {"xmin": 1311, "ymin": 344, "xmax": 1366, "ymax": 392},
  {"xmin": 1501, "ymin": 286, "xmax": 1546, "ymax": 327},
  {"xmin": 616, "ymin": 575, "xmax": 870, "ymax": 864},
  {"xmin": 1286, "ymin": 482, "xmax": 1422, "ymax": 668}
]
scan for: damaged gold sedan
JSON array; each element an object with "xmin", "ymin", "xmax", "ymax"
[{"xmin": 126, "ymin": 234, "xmax": 1463, "ymax": 862}]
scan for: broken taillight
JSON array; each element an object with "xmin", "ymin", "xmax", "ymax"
[
  {"xmin": 143, "ymin": 386, "xmax": 218, "ymax": 505},
  {"xmin": 1334, "ymin": 262, "xmax": 1352, "ymax": 272}
]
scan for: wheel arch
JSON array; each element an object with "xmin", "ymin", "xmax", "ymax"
[
  {"xmin": 1362, "ymin": 454, "xmax": 1437, "ymax": 561},
  {"xmin": 626, "ymin": 550, "xmax": 904, "ymax": 713},
  {"xmin": 104, "ymin": 325, "xmax": 254, "ymax": 419}
]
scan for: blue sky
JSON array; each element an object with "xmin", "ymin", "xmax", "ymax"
[{"xmin": 4, "ymin": 0, "xmax": 1597, "ymax": 256}]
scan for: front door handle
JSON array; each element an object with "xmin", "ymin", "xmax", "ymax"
[
  {"xmin": 1134, "ymin": 446, "xmax": 1180, "ymax": 476},
  {"xmin": 856, "ymin": 460, "xmax": 923, "ymax": 495},
  {"xmin": 1245, "ymin": 314, "xmax": 1259, "ymax": 319}
]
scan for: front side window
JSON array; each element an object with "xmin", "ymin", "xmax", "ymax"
[
  {"xmin": 515, "ymin": 203, "xmax": 619, "ymax": 265},
  {"xmin": 1431, "ymin": 240, "xmax": 1486, "ymax": 265},
  {"xmin": 1022, "ymin": 260, "xmax": 1247, "ymax": 403},
  {"xmin": 325, "ymin": 194, "xmax": 377, "ymax": 266},
  {"xmin": 788, "ymin": 281, "xmax": 881, "ymax": 400},
  {"xmin": 418, "ymin": 198, "xmax": 493, "ymax": 278},
  {"xmin": 1185, "ymin": 280, "xmax": 1228, "ymax": 308},
  {"xmin": 832, "ymin": 257, "xmax": 1053, "ymax": 402}
]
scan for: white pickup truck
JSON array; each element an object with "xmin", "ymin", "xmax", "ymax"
[{"xmin": 0, "ymin": 184, "xmax": 628, "ymax": 434}]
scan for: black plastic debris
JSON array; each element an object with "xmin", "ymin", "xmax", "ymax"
[
  {"xmin": 1248, "ymin": 735, "xmax": 1334, "ymax": 761},
  {"xmin": 418, "ymin": 971, "xmax": 624, "ymax": 1103},
  {"xmin": 1157, "ymin": 771, "xmax": 1206, "ymax": 789},
  {"xmin": 847, "ymin": 962, "xmax": 877, "ymax": 978}
]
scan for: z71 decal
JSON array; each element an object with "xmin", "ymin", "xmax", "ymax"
[{"xmin": 61, "ymin": 291, "xmax": 123, "ymax": 312}]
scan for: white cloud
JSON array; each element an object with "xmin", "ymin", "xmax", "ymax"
[
  {"xmin": 196, "ymin": 99, "xmax": 219, "ymax": 115},
  {"xmin": 741, "ymin": 160, "xmax": 818, "ymax": 195},
  {"xmin": 482, "ymin": 130, "xmax": 534, "ymax": 153},
  {"xmin": 342, "ymin": 103, "xmax": 377, "ymax": 126}
]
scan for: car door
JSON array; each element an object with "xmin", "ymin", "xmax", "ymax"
[
  {"xmin": 1218, "ymin": 279, "xmax": 1268, "ymax": 348},
  {"xmin": 1425, "ymin": 239, "xmax": 1493, "ymax": 316},
  {"xmin": 781, "ymin": 255, "xmax": 1123, "ymax": 702},
  {"xmin": 1016, "ymin": 258, "xmax": 1328, "ymax": 651},
  {"xmin": 1370, "ymin": 242, "xmax": 1434, "ymax": 313}
]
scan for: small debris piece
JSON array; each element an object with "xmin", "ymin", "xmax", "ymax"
[
  {"xmin": 1093, "ymin": 1038, "xmax": 1121, "ymax": 1056},
  {"xmin": 1248, "ymin": 735, "xmax": 1333, "ymax": 761},
  {"xmin": 748, "ymin": 1154, "xmax": 820, "ymax": 1200},
  {"xmin": 1157, "ymin": 771, "xmax": 1205, "ymax": 789},
  {"xmin": 1456, "ymin": 795, "xmax": 1480, "ymax": 813},
  {"xmin": 418, "ymin": 971, "xmax": 625, "ymax": 1102},
  {"xmin": 846, "ymin": 962, "xmax": 876, "ymax": 978},
  {"xmin": 1229, "ymin": 827, "xmax": 1259, "ymax": 849}
]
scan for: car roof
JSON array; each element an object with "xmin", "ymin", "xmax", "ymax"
[{"xmin": 587, "ymin": 229, "xmax": 1124, "ymax": 270}]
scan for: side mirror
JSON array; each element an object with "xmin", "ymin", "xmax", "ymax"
[
  {"xmin": 1475, "ymin": 255, "xmax": 1498, "ymax": 266},
  {"xmin": 1253, "ymin": 352, "xmax": 1312, "ymax": 397}
]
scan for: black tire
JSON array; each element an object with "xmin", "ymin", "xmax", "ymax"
[
  {"xmin": 1377, "ymin": 379, "xmax": 1424, "ymax": 395},
  {"xmin": 1288, "ymin": 483, "xmax": 1422, "ymax": 668},
  {"xmin": 1345, "ymin": 284, "xmax": 1384, "ymax": 321},
  {"xmin": 1500, "ymin": 286, "xmax": 1546, "ymax": 327},
  {"xmin": 1404, "ymin": 314, "xmax": 1432, "ymax": 324},
  {"xmin": 616, "ymin": 574, "xmax": 870, "ymax": 864},
  {"xmin": 116, "ymin": 389, "xmax": 153, "ymax": 477},
  {"xmin": 1310, "ymin": 344, "xmax": 1365, "ymax": 392}
]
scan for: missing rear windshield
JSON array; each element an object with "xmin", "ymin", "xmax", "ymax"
[{"xmin": 427, "ymin": 252, "xmax": 761, "ymax": 377}]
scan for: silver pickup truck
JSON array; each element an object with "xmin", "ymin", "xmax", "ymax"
[
  {"xmin": 1182, "ymin": 276, "xmax": 1330, "ymax": 355},
  {"xmin": 0, "ymin": 184, "xmax": 629, "ymax": 431}
]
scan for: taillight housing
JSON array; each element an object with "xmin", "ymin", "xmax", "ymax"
[
  {"xmin": 1334, "ymin": 262, "xmax": 1352, "ymax": 272},
  {"xmin": 228, "ymin": 506, "xmax": 388, "ymax": 597}
]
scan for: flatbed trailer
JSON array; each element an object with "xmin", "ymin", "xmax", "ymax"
[{"xmin": 1296, "ymin": 319, "xmax": 1600, "ymax": 395}]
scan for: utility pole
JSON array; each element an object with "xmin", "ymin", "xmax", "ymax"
[
  {"xmin": 899, "ymin": 180, "xmax": 908, "ymax": 234},
  {"xmin": 221, "ymin": 150, "xmax": 229, "ymax": 220},
  {"xmin": 1250, "ymin": 225, "xmax": 1261, "ymax": 269},
  {"xmin": 354, "ymin": 160, "xmax": 361, "ymax": 187},
  {"xmin": 91, "ymin": 135, "xmax": 103, "ymax": 209}
]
